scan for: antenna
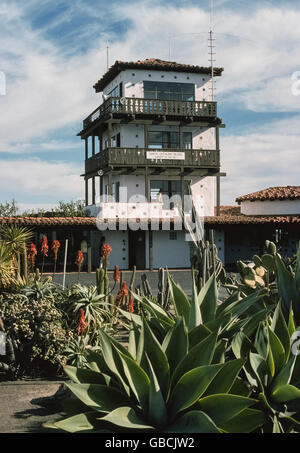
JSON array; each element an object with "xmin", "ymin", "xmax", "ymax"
[
  {"xmin": 106, "ymin": 41, "xmax": 109, "ymax": 70},
  {"xmin": 208, "ymin": 0, "xmax": 216, "ymax": 101}
]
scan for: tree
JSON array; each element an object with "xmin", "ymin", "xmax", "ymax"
[{"xmin": 0, "ymin": 200, "xmax": 18, "ymax": 217}]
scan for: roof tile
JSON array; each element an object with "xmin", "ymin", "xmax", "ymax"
[{"xmin": 236, "ymin": 186, "xmax": 300, "ymax": 202}]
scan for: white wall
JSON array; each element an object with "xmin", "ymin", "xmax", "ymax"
[
  {"xmin": 91, "ymin": 229, "xmax": 129, "ymax": 270},
  {"xmin": 102, "ymin": 68, "xmax": 212, "ymax": 102},
  {"xmin": 240, "ymin": 200, "xmax": 300, "ymax": 216},
  {"xmin": 152, "ymin": 230, "xmax": 190, "ymax": 268}
]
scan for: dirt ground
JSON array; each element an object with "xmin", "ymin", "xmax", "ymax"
[{"xmin": 0, "ymin": 380, "xmax": 65, "ymax": 433}]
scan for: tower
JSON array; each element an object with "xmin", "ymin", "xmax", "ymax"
[{"xmin": 78, "ymin": 58, "xmax": 224, "ymax": 270}]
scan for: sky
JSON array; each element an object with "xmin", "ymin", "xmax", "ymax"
[{"xmin": 0, "ymin": 0, "xmax": 300, "ymax": 212}]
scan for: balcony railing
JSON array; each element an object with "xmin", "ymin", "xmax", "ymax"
[
  {"xmin": 83, "ymin": 97, "xmax": 217, "ymax": 129},
  {"xmin": 85, "ymin": 147, "xmax": 220, "ymax": 174}
]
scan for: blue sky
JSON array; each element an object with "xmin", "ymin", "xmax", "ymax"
[{"xmin": 0, "ymin": 0, "xmax": 300, "ymax": 211}]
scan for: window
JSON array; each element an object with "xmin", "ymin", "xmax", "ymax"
[
  {"xmin": 169, "ymin": 232, "xmax": 177, "ymax": 241},
  {"xmin": 150, "ymin": 180, "xmax": 191, "ymax": 207},
  {"xmin": 144, "ymin": 81, "xmax": 195, "ymax": 101},
  {"xmin": 107, "ymin": 84, "xmax": 121, "ymax": 98},
  {"xmin": 183, "ymin": 132, "xmax": 192, "ymax": 149},
  {"xmin": 148, "ymin": 131, "xmax": 179, "ymax": 149},
  {"xmin": 148, "ymin": 130, "xmax": 192, "ymax": 149}
]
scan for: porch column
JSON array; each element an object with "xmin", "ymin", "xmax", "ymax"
[
  {"xmin": 144, "ymin": 124, "xmax": 149, "ymax": 148},
  {"xmin": 216, "ymin": 175, "xmax": 221, "ymax": 216},
  {"xmin": 108, "ymin": 172, "xmax": 112, "ymax": 201},
  {"xmin": 149, "ymin": 230, "xmax": 153, "ymax": 271},
  {"xmin": 85, "ymin": 138, "xmax": 88, "ymax": 160},
  {"xmin": 179, "ymin": 125, "xmax": 183, "ymax": 148},
  {"xmin": 85, "ymin": 178, "xmax": 89, "ymax": 206},
  {"xmin": 180, "ymin": 172, "xmax": 185, "ymax": 214},
  {"xmin": 92, "ymin": 135, "xmax": 95, "ymax": 156},
  {"xmin": 87, "ymin": 230, "xmax": 92, "ymax": 273},
  {"xmin": 92, "ymin": 177, "xmax": 96, "ymax": 205},
  {"xmin": 107, "ymin": 121, "xmax": 112, "ymax": 148},
  {"xmin": 145, "ymin": 166, "xmax": 149, "ymax": 201}
]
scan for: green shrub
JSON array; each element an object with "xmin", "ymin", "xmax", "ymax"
[{"xmin": 0, "ymin": 293, "xmax": 73, "ymax": 377}]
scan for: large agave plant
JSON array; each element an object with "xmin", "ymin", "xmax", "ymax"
[
  {"xmin": 45, "ymin": 317, "xmax": 265, "ymax": 433},
  {"xmin": 68, "ymin": 284, "xmax": 114, "ymax": 334},
  {"xmin": 231, "ymin": 303, "xmax": 300, "ymax": 433},
  {"xmin": 0, "ymin": 242, "xmax": 15, "ymax": 288}
]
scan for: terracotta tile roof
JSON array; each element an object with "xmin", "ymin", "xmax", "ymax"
[
  {"xmin": 204, "ymin": 215, "xmax": 300, "ymax": 225},
  {"xmin": 0, "ymin": 214, "xmax": 299, "ymax": 228},
  {"xmin": 236, "ymin": 186, "xmax": 300, "ymax": 203},
  {"xmin": 0, "ymin": 217, "xmax": 97, "ymax": 226},
  {"xmin": 94, "ymin": 59, "xmax": 224, "ymax": 92},
  {"xmin": 214, "ymin": 206, "xmax": 241, "ymax": 216}
]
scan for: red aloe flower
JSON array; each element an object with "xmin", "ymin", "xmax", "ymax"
[
  {"xmin": 77, "ymin": 308, "xmax": 87, "ymax": 335},
  {"xmin": 52, "ymin": 240, "xmax": 61, "ymax": 259},
  {"xmin": 75, "ymin": 250, "xmax": 84, "ymax": 268},
  {"xmin": 101, "ymin": 243, "xmax": 112, "ymax": 257},
  {"xmin": 41, "ymin": 235, "xmax": 49, "ymax": 257},
  {"xmin": 115, "ymin": 282, "xmax": 128, "ymax": 307},
  {"xmin": 127, "ymin": 297, "xmax": 134, "ymax": 313},
  {"xmin": 28, "ymin": 243, "xmax": 37, "ymax": 269},
  {"xmin": 113, "ymin": 265, "xmax": 120, "ymax": 283}
]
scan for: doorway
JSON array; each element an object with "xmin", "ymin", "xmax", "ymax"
[{"xmin": 128, "ymin": 230, "xmax": 146, "ymax": 269}]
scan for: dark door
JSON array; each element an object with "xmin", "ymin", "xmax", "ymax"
[{"xmin": 129, "ymin": 230, "xmax": 146, "ymax": 269}]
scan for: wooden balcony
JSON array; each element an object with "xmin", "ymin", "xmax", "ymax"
[
  {"xmin": 85, "ymin": 147, "xmax": 220, "ymax": 175},
  {"xmin": 82, "ymin": 97, "xmax": 218, "ymax": 130}
]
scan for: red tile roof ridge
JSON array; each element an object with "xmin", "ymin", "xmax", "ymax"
[{"xmin": 236, "ymin": 186, "xmax": 300, "ymax": 202}]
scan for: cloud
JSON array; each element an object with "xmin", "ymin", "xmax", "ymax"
[
  {"xmin": 0, "ymin": 158, "xmax": 83, "ymax": 202},
  {"xmin": 221, "ymin": 115, "xmax": 300, "ymax": 204},
  {"xmin": 1, "ymin": 0, "xmax": 300, "ymax": 209}
]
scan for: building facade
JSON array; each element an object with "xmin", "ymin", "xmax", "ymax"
[{"xmin": 79, "ymin": 58, "xmax": 224, "ymax": 270}]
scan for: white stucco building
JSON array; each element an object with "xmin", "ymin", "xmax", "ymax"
[
  {"xmin": 79, "ymin": 58, "xmax": 224, "ymax": 269},
  {"xmin": 236, "ymin": 186, "xmax": 300, "ymax": 216}
]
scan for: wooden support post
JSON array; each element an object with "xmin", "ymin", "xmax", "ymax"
[
  {"xmin": 85, "ymin": 178, "xmax": 89, "ymax": 206},
  {"xmin": 180, "ymin": 172, "xmax": 185, "ymax": 214},
  {"xmin": 145, "ymin": 167, "xmax": 149, "ymax": 201},
  {"xmin": 216, "ymin": 175, "xmax": 221, "ymax": 216},
  {"xmin": 87, "ymin": 230, "xmax": 92, "ymax": 273},
  {"xmin": 108, "ymin": 172, "xmax": 112, "ymax": 201},
  {"xmin": 179, "ymin": 125, "xmax": 183, "ymax": 149},
  {"xmin": 107, "ymin": 121, "xmax": 112, "ymax": 148},
  {"xmin": 85, "ymin": 138, "xmax": 88, "ymax": 160},
  {"xmin": 216, "ymin": 126, "xmax": 220, "ymax": 151},
  {"xmin": 149, "ymin": 230, "xmax": 153, "ymax": 271},
  {"xmin": 144, "ymin": 124, "xmax": 148, "ymax": 148},
  {"xmin": 92, "ymin": 135, "xmax": 95, "ymax": 156},
  {"xmin": 92, "ymin": 177, "xmax": 96, "ymax": 205}
]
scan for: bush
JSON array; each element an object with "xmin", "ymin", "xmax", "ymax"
[{"xmin": 0, "ymin": 292, "xmax": 73, "ymax": 377}]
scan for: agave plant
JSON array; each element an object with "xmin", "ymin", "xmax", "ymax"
[
  {"xmin": 0, "ymin": 242, "xmax": 15, "ymax": 289},
  {"xmin": 44, "ymin": 317, "xmax": 265, "ymax": 433},
  {"xmin": 119, "ymin": 272, "xmax": 270, "ymax": 348},
  {"xmin": 68, "ymin": 284, "xmax": 115, "ymax": 335},
  {"xmin": 231, "ymin": 303, "xmax": 300, "ymax": 433}
]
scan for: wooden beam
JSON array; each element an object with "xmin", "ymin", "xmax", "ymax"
[
  {"xmin": 85, "ymin": 179, "xmax": 89, "ymax": 206},
  {"xmin": 216, "ymin": 175, "xmax": 221, "ymax": 216},
  {"xmin": 92, "ymin": 177, "xmax": 96, "ymax": 205},
  {"xmin": 85, "ymin": 138, "xmax": 88, "ymax": 160},
  {"xmin": 149, "ymin": 231, "xmax": 153, "ymax": 271}
]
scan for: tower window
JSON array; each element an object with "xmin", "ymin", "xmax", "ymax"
[
  {"xmin": 144, "ymin": 81, "xmax": 194, "ymax": 101},
  {"xmin": 169, "ymin": 232, "xmax": 178, "ymax": 241}
]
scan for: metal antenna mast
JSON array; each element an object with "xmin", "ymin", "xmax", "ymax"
[
  {"xmin": 209, "ymin": 0, "xmax": 216, "ymax": 101},
  {"xmin": 106, "ymin": 41, "xmax": 109, "ymax": 69}
]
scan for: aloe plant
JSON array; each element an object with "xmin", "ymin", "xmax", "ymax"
[{"xmin": 44, "ymin": 318, "xmax": 265, "ymax": 433}]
